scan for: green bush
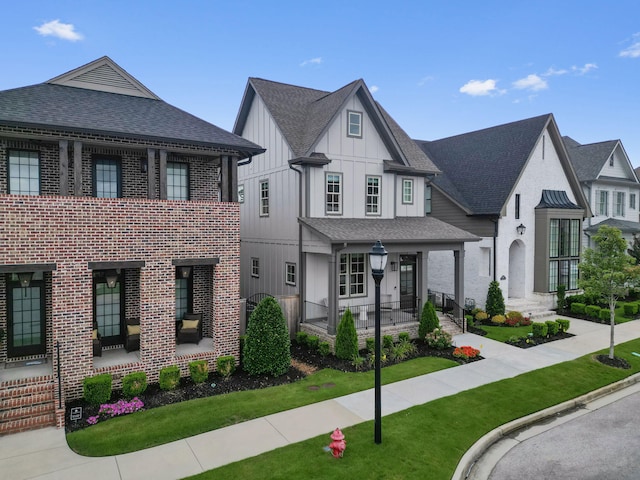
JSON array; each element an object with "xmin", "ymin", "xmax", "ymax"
[
  {"xmin": 306, "ymin": 335, "xmax": 320, "ymax": 350},
  {"xmin": 556, "ymin": 319, "xmax": 570, "ymax": 333},
  {"xmin": 159, "ymin": 365, "xmax": 180, "ymax": 391},
  {"xmin": 465, "ymin": 314, "xmax": 474, "ymax": 328},
  {"xmin": 491, "ymin": 314, "xmax": 506, "ymax": 325},
  {"xmin": 623, "ymin": 303, "xmax": 638, "ymax": 317},
  {"xmin": 243, "ymin": 297, "xmax": 291, "ymax": 377},
  {"xmin": 383, "ymin": 335, "xmax": 394, "ymax": 349},
  {"xmin": 600, "ymin": 308, "xmax": 611, "ymax": 322},
  {"xmin": 318, "ymin": 341, "xmax": 331, "ymax": 356},
  {"xmin": 546, "ymin": 320, "xmax": 560, "ymax": 336},
  {"xmin": 475, "ymin": 311, "xmax": 489, "ymax": 323},
  {"xmin": 570, "ymin": 302, "xmax": 586, "ymax": 315},
  {"xmin": 335, "ymin": 308, "xmax": 359, "ymax": 361},
  {"xmin": 485, "ymin": 281, "xmax": 505, "ymax": 317},
  {"xmin": 419, "ymin": 301, "xmax": 440, "ymax": 340},
  {"xmin": 585, "ymin": 305, "xmax": 601, "ymax": 318},
  {"xmin": 83, "ymin": 373, "xmax": 112, "ymax": 406},
  {"xmin": 556, "ymin": 284, "xmax": 566, "ymax": 311},
  {"xmin": 398, "ymin": 332, "xmax": 410, "ymax": 342},
  {"xmin": 121, "ymin": 371, "xmax": 147, "ymax": 399},
  {"xmin": 366, "ymin": 338, "xmax": 375, "ymax": 353},
  {"xmin": 391, "ymin": 338, "xmax": 417, "ymax": 361},
  {"xmin": 532, "ymin": 322, "xmax": 548, "ymax": 338},
  {"xmin": 424, "ymin": 328, "xmax": 452, "ymax": 350},
  {"xmin": 295, "ymin": 331, "xmax": 308, "ymax": 345},
  {"xmin": 189, "ymin": 360, "xmax": 209, "ymax": 384},
  {"xmin": 216, "ymin": 355, "xmax": 236, "ymax": 381},
  {"xmin": 351, "ymin": 355, "xmax": 365, "ymax": 371}
]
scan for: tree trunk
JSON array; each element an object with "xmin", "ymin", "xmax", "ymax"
[{"xmin": 609, "ymin": 297, "xmax": 616, "ymax": 360}]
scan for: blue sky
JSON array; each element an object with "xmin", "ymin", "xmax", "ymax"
[{"xmin": 3, "ymin": 1, "xmax": 640, "ymax": 165}]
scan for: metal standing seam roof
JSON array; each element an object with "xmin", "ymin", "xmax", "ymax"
[
  {"xmin": 563, "ymin": 136, "xmax": 619, "ymax": 182},
  {"xmin": 242, "ymin": 77, "xmax": 439, "ymax": 174},
  {"xmin": 535, "ymin": 189, "xmax": 582, "ymax": 209},
  {"xmin": 415, "ymin": 114, "xmax": 553, "ymax": 215},
  {"xmin": 298, "ymin": 216, "xmax": 480, "ymax": 244},
  {"xmin": 585, "ymin": 218, "xmax": 640, "ymax": 233},
  {"xmin": 0, "ymin": 80, "xmax": 264, "ymax": 155}
]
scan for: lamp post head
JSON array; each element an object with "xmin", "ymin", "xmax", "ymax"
[
  {"xmin": 369, "ymin": 240, "xmax": 388, "ymax": 278},
  {"xmin": 516, "ymin": 223, "xmax": 526, "ymax": 235}
]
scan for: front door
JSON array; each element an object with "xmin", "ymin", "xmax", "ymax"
[
  {"xmin": 94, "ymin": 272, "xmax": 124, "ymax": 346},
  {"xmin": 7, "ymin": 275, "xmax": 46, "ymax": 357},
  {"xmin": 400, "ymin": 255, "xmax": 417, "ymax": 311}
]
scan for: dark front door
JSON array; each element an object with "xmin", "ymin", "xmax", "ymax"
[
  {"xmin": 400, "ymin": 255, "xmax": 417, "ymax": 311},
  {"xmin": 7, "ymin": 277, "xmax": 46, "ymax": 357}
]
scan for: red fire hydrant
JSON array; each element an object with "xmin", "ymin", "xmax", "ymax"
[{"xmin": 329, "ymin": 428, "xmax": 346, "ymax": 458}]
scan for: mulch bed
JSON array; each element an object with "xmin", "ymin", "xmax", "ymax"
[{"xmin": 65, "ymin": 340, "xmax": 479, "ymax": 433}]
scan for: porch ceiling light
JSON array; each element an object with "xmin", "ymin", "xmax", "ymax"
[
  {"xmin": 17, "ymin": 271, "xmax": 33, "ymax": 288},
  {"xmin": 369, "ymin": 240, "xmax": 388, "ymax": 276},
  {"xmin": 516, "ymin": 223, "xmax": 526, "ymax": 235},
  {"xmin": 105, "ymin": 270, "xmax": 119, "ymax": 289},
  {"xmin": 178, "ymin": 266, "xmax": 192, "ymax": 279}
]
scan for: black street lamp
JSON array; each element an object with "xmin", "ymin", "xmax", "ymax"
[{"xmin": 369, "ymin": 240, "xmax": 387, "ymax": 444}]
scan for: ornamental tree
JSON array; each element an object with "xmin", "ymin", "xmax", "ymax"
[
  {"xmin": 579, "ymin": 225, "xmax": 640, "ymax": 360},
  {"xmin": 485, "ymin": 281, "xmax": 505, "ymax": 317}
]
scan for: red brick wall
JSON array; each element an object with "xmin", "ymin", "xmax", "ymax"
[{"xmin": 1, "ymin": 195, "xmax": 240, "ymax": 400}]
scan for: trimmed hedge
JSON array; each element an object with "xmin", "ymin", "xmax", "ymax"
[
  {"xmin": 623, "ymin": 303, "xmax": 639, "ymax": 317},
  {"xmin": 122, "ymin": 371, "xmax": 147, "ymax": 398},
  {"xmin": 189, "ymin": 360, "xmax": 209, "ymax": 384},
  {"xmin": 570, "ymin": 303, "xmax": 586, "ymax": 315},
  {"xmin": 532, "ymin": 322, "xmax": 548, "ymax": 338},
  {"xmin": 83, "ymin": 373, "xmax": 112, "ymax": 406},
  {"xmin": 398, "ymin": 332, "xmax": 410, "ymax": 342},
  {"xmin": 585, "ymin": 305, "xmax": 601, "ymax": 318},
  {"xmin": 545, "ymin": 320, "xmax": 560, "ymax": 336},
  {"xmin": 600, "ymin": 308, "xmax": 612, "ymax": 322},
  {"xmin": 318, "ymin": 341, "xmax": 331, "ymax": 356},
  {"xmin": 159, "ymin": 365, "xmax": 180, "ymax": 391},
  {"xmin": 556, "ymin": 319, "xmax": 570, "ymax": 333},
  {"xmin": 295, "ymin": 331, "xmax": 308, "ymax": 345},
  {"xmin": 216, "ymin": 355, "xmax": 236, "ymax": 380}
]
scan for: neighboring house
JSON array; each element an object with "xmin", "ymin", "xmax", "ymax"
[
  {"xmin": 0, "ymin": 57, "xmax": 263, "ymax": 433},
  {"xmin": 415, "ymin": 114, "xmax": 592, "ymax": 311},
  {"xmin": 563, "ymin": 136, "xmax": 640, "ymax": 248},
  {"xmin": 234, "ymin": 78, "xmax": 479, "ymax": 340}
]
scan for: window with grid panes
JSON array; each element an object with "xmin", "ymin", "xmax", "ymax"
[
  {"xmin": 339, "ymin": 253, "xmax": 366, "ymax": 297},
  {"xmin": 8, "ymin": 150, "xmax": 40, "ymax": 195},
  {"xmin": 167, "ymin": 162, "xmax": 189, "ymax": 200},
  {"xmin": 366, "ymin": 176, "xmax": 380, "ymax": 215},
  {"xmin": 548, "ymin": 218, "xmax": 580, "ymax": 291},
  {"xmin": 326, "ymin": 173, "xmax": 342, "ymax": 214}
]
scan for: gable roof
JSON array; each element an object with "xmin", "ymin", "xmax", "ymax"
[
  {"xmin": 563, "ymin": 136, "xmax": 636, "ymax": 183},
  {"xmin": 234, "ymin": 78, "xmax": 439, "ymax": 175},
  {"xmin": 0, "ymin": 56, "xmax": 264, "ymax": 156}
]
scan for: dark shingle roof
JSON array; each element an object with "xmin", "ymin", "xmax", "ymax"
[
  {"xmin": 562, "ymin": 136, "xmax": 618, "ymax": 182},
  {"xmin": 299, "ymin": 216, "xmax": 479, "ymax": 244},
  {"xmin": 0, "ymin": 83, "xmax": 263, "ymax": 155},
  {"xmin": 585, "ymin": 218, "xmax": 640, "ymax": 234},
  {"xmin": 415, "ymin": 114, "xmax": 551, "ymax": 215},
  {"xmin": 242, "ymin": 78, "xmax": 439, "ymax": 174}
]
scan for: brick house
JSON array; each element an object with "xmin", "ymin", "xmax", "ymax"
[{"xmin": 0, "ymin": 57, "xmax": 264, "ymax": 433}]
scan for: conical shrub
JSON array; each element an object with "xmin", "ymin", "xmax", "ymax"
[
  {"xmin": 419, "ymin": 300, "xmax": 439, "ymax": 340},
  {"xmin": 335, "ymin": 308, "xmax": 358, "ymax": 360}
]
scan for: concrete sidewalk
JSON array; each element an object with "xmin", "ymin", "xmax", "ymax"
[{"xmin": 2, "ymin": 317, "xmax": 639, "ymax": 480}]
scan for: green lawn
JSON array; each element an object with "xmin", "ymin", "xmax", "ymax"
[
  {"xmin": 477, "ymin": 324, "xmax": 531, "ymax": 342},
  {"xmin": 66, "ymin": 356, "xmax": 456, "ymax": 456},
  {"xmin": 187, "ymin": 339, "xmax": 640, "ymax": 480}
]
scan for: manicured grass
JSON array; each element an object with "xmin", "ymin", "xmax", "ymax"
[
  {"xmin": 187, "ymin": 339, "xmax": 640, "ymax": 480},
  {"xmin": 66, "ymin": 356, "xmax": 456, "ymax": 456},
  {"xmin": 478, "ymin": 324, "xmax": 531, "ymax": 342}
]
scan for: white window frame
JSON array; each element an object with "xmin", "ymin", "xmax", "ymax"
[
  {"xmin": 597, "ymin": 190, "xmax": 609, "ymax": 216},
  {"xmin": 347, "ymin": 110, "xmax": 362, "ymax": 138},
  {"xmin": 365, "ymin": 176, "xmax": 381, "ymax": 215},
  {"xmin": 339, "ymin": 253, "xmax": 367, "ymax": 298},
  {"xmin": 615, "ymin": 191, "xmax": 625, "ymax": 217},
  {"xmin": 402, "ymin": 178, "xmax": 414, "ymax": 204},
  {"xmin": 8, "ymin": 150, "xmax": 40, "ymax": 195},
  {"xmin": 259, "ymin": 180, "xmax": 269, "ymax": 216},
  {"xmin": 326, "ymin": 173, "xmax": 342, "ymax": 215},
  {"xmin": 285, "ymin": 262, "xmax": 296, "ymax": 286},
  {"xmin": 630, "ymin": 193, "xmax": 636, "ymax": 210},
  {"xmin": 251, "ymin": 258, "xmax": 260, "ymax": 278}
]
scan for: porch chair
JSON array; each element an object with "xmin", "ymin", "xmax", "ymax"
[
  {"xmin": 177, "ymin": 312, "xmax": 202, "ymax": 345},
  {"xmin": 125, "ymin": 318, "xmax": 141, "ymax": 352},
  {"xmin": 92, "ymin": 322, "xmax": 102, "ymax": 357}
]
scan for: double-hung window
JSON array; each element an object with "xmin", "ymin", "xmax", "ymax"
[
  {"xmin": 259, "ymin": 181, "xmax": 269, "ymax": 216},
  {"xmin": 548, "ymin": 218, "xmax": 580, "ymax": 292},
  {"xmin": 339, "ymin": 253, "xmax": 366, "ymax": 297},
  {"xmin": 326, "ymin": 173, "xmax": 342, "ymax": 214},
  {"xmin": 615, "ymin": 192, "xmax": 626, "ymax": 217},
  {"xmin": 167, "ymin": 162, "xmax": 189, "ymax": 200},
  {"xmin": 251, "ymin": 258, "xmax": 260, "ymax": 278},
  {"xmin": 366, "ymin": 176, "xmax": 380, "ymax": 215},
  {"xmin": 425, "ymin": 185, "xmax": 432, "ymax": 215},
  {"xmin": 402, "ymin": 179, "xmax": 413, "ymax": 204},
  {"xmin": 94, "ymin": 157, "xmax": 121, "ymax": 198},
  {"xmin": 631, "ymin": 193, "xmax": 636, "ymax": 210},
  {"xmin": 597, "ymin": 190, "xmax": 609, "ymax": 216},
  {"xmin": 347, "ymin": 110, "xmax": 362, "ymax": 138},
  {"xmin": 8, "ymin": 150, "xmax": 40, "ymax": 195},
  {"xmin": 285, "ymin": 263, "xmax": 296, "ymax": 286}
]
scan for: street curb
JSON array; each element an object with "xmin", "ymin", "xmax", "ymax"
[{"xmin": 452, "ymin": 371, "xmax": 640, "ymax": 480}]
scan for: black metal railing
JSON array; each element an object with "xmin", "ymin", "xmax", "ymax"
[
  {"xmin": 344, "ymin": 299, "xmax": 421, "ymax": 330},
  {"xmin": 428, "ymin": 290, "xmax": 467, "ymax": 332}
]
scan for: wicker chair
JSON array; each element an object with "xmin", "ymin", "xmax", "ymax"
[
  {"xmin": 125, "ymin": 318, "xmax": 141, "ymax": 352},
  {"xmin": 177, "ymin": 313, "xmax": 202, "ymax": 344}
]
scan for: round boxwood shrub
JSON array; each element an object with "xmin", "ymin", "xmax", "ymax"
[
  {"xmin": 335, "ymin": 308, "xmax": 358, "ymax": 360},
  {"xmin": 599, "ymin": 308, "xmax": 612, "ymax": 322},
  {"xmin": 556, "ymin": 318, "xmax": 570, "ymax": 333},
  {"xmin": 83, "ymin": 373, "xmax": 112, "ymax": 406},
  {"xmin": 545, "ymin": 320, "xmax": 560, "ymax": 336},
  {"xmin": 189, "ymin": 360, "xmax": 209, "ymax": 384},
  {"xmin": 122, "ymin": 371, "xmax": 147, "ymax": 399},
  {"xmin": 159, "ymin": 365, "xmax": 180, "ymax": 391},
  {"xmin": 419, "ymin": 301, "xmax": 439, "ymax": 340},
  {"xmin": 243, "ymin": 296, "xmax": 291, "ymax": 377},
  {"xmin": 532, "ymin": 322, "xmax": 548, "ymax": 338}
]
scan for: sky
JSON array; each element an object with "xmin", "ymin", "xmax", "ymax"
[{"xmin": 2, "ymin": 1, "xmax": 640, "ymax": 166}]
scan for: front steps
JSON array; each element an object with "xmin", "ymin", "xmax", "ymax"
[
  {"xmin": 0, "ymin": 375, "xmax": 57, "ymax": 435},
  {"xmin": 505, "ymin": 298, "xmax": 555, "ymax": 320}
]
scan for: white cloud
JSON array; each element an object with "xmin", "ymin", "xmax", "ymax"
[
  {"xmin": 300, "ymin": 57, "xmax": 322, "ymax": 67},
  {"xmin": 369, "ymin": 85, "xmax": 379, "ymax": 93},
  {"xmin": 459, "ymin": 79, "xmax": 500, "ymax": 96},
  {"xmin": 543, "ymin": 67, "xmax": 568, "ymax": 76},
  {"xmin": 417, "ymin": 75, "xmax": 434, "ymax": 86},
  {"xmin": 572, "ymin": 63, "xmax": 598, "ymax": 75},
  {"xmin": 620, "ymin": 33, "xmax": 640, "ymax": 58},
  {"xmin": 34, "ymin": 19, "xmax": 83, "ymax": 41},
  {"xmin": 512, "ymin": 74, "xmax": 548, "ymax": 91}
]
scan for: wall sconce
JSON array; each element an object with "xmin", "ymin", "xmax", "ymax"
[
  {"xmin": 177, "ymin": 266, "xmax": 192, "ymax": 279},
  {"xmin": 516, "ymin": 223, "xmax": 526, "ymax": 235},
  {"xmin": 390, "ymin": 262, "xmax": 398, "ymax": 272},
  {"xmin": 140, "ymin": 157, "xmax": 148, "ymax": 173},
  {"xmin": 500, "ymin": 275, "xmax": 507, "ymax": 281},
  {"xmin": 17, "ymin": 271, "xmax": 34, "ymax": 288},
  {"xmin": 105, "ymin": 270, "xmax": 119, "ymax": 289}
]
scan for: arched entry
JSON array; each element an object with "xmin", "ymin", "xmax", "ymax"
[{"xmin": 508, "ymin": 240, "xmax": 525, "ymax": 298}]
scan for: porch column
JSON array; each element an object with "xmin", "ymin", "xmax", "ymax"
[
  {"xmin": 147, "ymin": 148, "xmax": 156, "ymax": 199},
  {"xmin": 73, "ymin": 141, "xmax": 83, "ymax": 196},
  {"xmin": 419, "ymin": 250, "xmax": 429, "ymax": 310},
  {"xmin": 59, "ymin": 140, "xmax": 69, "ymax": 196},
  {"xmin": 159, "ymin": 150, "xmax": 167, "ymax": 200},
  {"xmin": 328, "ymin": 251, "xmax": 339, "ymax": 335},
  {"xmin": 220, "ymin": 155, "xmax": 238, "ymax": 202},
  {"xmin": 454, "ymin": 249, "xmax": 465, "ymax": 319}
]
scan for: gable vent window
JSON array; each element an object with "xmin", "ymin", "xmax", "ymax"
[{"xmin": 347, "ymin": 110, "xmax": 362, "ymax": 138}]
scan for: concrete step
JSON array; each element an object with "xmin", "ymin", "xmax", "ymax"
[{"xmin": 505, "ymin": 299, "xmax": 555, "ymax": 320}]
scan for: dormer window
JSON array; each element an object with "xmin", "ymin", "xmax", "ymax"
[{"xmin": 347, "ymin": 110, "xmax": 362, "ymax": 138}]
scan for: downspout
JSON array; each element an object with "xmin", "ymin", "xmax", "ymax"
[
  {"xmin": 289, "ymin": 163, "xmax": 304, "ymax": 325},
  {"xmin": 237, "ymin": 153, "xmax": 253, "ymax": 167}
]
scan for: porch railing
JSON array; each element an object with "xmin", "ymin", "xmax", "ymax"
[{"xmin": 428, "ymin": 290, "xmax": 468, "ymax": 332}]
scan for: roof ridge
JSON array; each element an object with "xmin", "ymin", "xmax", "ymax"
[{"xmin": 249, "ymin": 77, "xmax": 330, "ymax": 95}]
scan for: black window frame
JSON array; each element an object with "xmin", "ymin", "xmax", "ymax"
[
  {"xmin": 167, "ymin": 161, "xmax": 190, "ymax": 201},
  {"xmin": 8, "ymin": 149, "xmax": 41, "ymax": 196},
  {"xmin": 93, "ymin": 155, "xmax": 122, "ymax": 198}
]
